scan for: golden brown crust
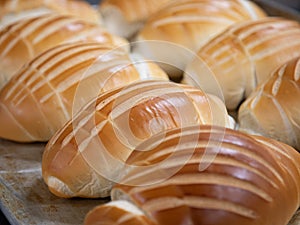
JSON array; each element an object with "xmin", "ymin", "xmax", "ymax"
[
  {"xmin": 138, "ymin": 0, "xmax": 266, "ymax": 49},
  {"xmin": 0, "ymin": 0, "xmax": 101, "ymax": 24},
  {"xmin": 42, "ymin": 80, "xmax": 232, "ymax": 198},
  {"xmin": 0, "ymin": 42, "xmax": 168, "ymax": 142},
  {"xmin": 84, "ymin": 200, "xmax": 156, "ymax": 225},
  {"xmin": 99, "ymin": 0, "xmax": 173, "ymax": 38},
  {"xmin": 184, "ymin": 17, "xmax": 300, "ymax": 110},
  {"xmin": 111, "ymin": 125, "xmax": 300, "ymax": 225},
  {"xmin": 133, "ymin": 0, "xmax": 266, "ymax": 79},
  {"xmin": 238, "ymin": 56, "xmax": 300, "ymax": 150},
  {"xmin": 100, "ymin": 0, "xmax": 172, "ymax": 23},
  {"xmin": 0, "ymin": 14, "xmax": 128, "ymax": 90}
]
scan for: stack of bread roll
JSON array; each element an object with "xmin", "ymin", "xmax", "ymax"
[{"xmin": 0, "ymin": 0, "xmax": 299, "ymax": 225}]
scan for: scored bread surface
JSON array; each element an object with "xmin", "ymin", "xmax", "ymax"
[
  {"xmin": 0, "ymin": 42, "xmax": 168, "ymax": 142},
  {"xmin": 0, "ymin": 0, "xmax": 101, "ymax": 27},
  {"xmin": 133, "ymin": 0, "xmax": 266, "ymax": 78},
  {"xmin": 84, "ymin": 200, "xmax": 156, "ymax": 225},
  {"xmin": 42, "ymin": 80, "xmax": 232, "ymax": 198},
  {"xmin": 0, "ymin": 14, "xmax": 128, "ymax": 89},
  {"xmin": 184, "ymin": 17, "xmax": 300, "ymax": 110},
  {"xmin": 238, "ymin": 56, "xmax": 300, "ymax": 150},
  {"xmin": 111, "ymin": 125, "xmax": 300, "ymax": 225}
]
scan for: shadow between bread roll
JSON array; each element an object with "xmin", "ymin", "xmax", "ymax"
[
  {"xmin": 99, "ymin": 0, "xmax": 173, "ymax": 39},
  {"xmin": 42, "ymin": 80, "xmax": 233, "ymax": 198},
  {"xmin": 0, "ymin": 42, "xmax": 168, "ymax": 142},
  {"xmin": 238, "ymin": 56, "xmax": 300, "ymax": 150},
  {"xmin": 0, "ymin": 0, "xmax": 102, "ymax": 28},
  {"xmin": 0, "ymin": 13, "xmax": 128, "ymax": 90},
  {"xmin": 183, "ymin": 17, "xmax": 300, "ymax": 110},
  {"xmin": 110, "ymin": 125, "xmax": 300, "ymax": 225},
  {"xmin": 133, "ymin": 0, "xmax": 266, "ymax": 80}
]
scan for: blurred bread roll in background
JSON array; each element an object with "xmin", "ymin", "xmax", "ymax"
[
  {"xmin": 42, "ymin": 79, "xmax": 233, "ymax": 198},
  {"xmin": 99, "ymin": 0, "xmax": 174, "ymax": 39},
  {"xmin": 0, "ymin": 42, "xmax": 168, "ymax": 142},
  {"xmin": 0, "ymin": 0, "xmax": 101, "ymax": 28},
  {"xmin": 183, "ymin": 17, "xmax": 300, "ymax": 110},
  {"xmin": 0, "ymin": 14, "xmax": 128, "ymax": 90},
  {"xmin": 133, "ymin": 0, "xmax": 267, "ymax": 80},
  {"xmin": 111, "ymin": 125, "xmax": 300, "ymax": 225},
  {"xmin": 238, "ymin": 56, "xmax": 300, "ymax": 150}
]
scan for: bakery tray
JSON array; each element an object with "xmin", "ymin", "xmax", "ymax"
[
  {"xmin": 0, "ymin": 139, "xmax": 108, "ymax": 225},
  {"xmin": 1, "ymin": 1, "xmax": 300, "ymax": 225}
]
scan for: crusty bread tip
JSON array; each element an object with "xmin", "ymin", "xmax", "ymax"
[{"xmin": 238, "ymin": 56, "xmax": 300, "ymax": 150}]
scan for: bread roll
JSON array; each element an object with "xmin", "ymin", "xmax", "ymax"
[
  {"xmin": 0, "ymin": 14, "xmax": 128, "ymax": 90},
  {"xmin": 133, "ymin": 0, "xmax": 266, "ymax": 79},
  {"xmin": 238, "ymin": 56, "xmax": 300, "ymax": 150},
  {"xmin": 99, "ymin": 0, "xmax": 173, "ymax": 39},
  {"xmin": 183, "ymin": 17, "xmax": 300, "ymax": 110},
  {"xmin": 111, "ymin": 125, "xmax": 300, "ymax": 225},
  {"xmin": 0, "ymin": 42, "xmax": 168, "ymax": 142},
  {"xmin": 0, "ymin": 0, "xmax": 101, "ymax": 27},
  {"xmin": 42, "ymin": 80, "xmax": 233, "ymax": 198},
  {"xmin": 84, "ymin": 200, "xmax": 156, "ymax": 225}
]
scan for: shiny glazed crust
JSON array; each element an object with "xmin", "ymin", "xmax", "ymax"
[
  {"xmin": 138, "ymin": 0, "xmax": 266, "ymax": 49},
  {"xmin": 111, "ymin": 125, "xmax": 300, "ymax": 225},
  {"xmin": 42, "ymin": 80, "xmax": 232, "ymax": 198},
  {"xmin": 0, "ymin": 0, "xmax": 101, "ymax": 25},
  {"xmin": 84, "ymin": 200, "xmax": 156, "ymax": 225},
  {"xmin": 0, "ymin": 42, "xmax": 168, "ymax": 142},
  {"xmin": 133, "ymin": 0, "xmax": 266, "ymax": 79},
  {"xmin": 184, "ymin": 17, "xmax": 300, "ymax": 110},
  {"xmin": 0, "ymin": 14, "xmax": 128, "ymax": 90}
]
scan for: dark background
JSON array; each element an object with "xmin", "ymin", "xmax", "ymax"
[
  {"xmin": 86, "ymin": 0, "xmax": 100, "ymax": 4},
  {"xmin": 87, "ymin": 0, "xmax": 300, "ymax": 12},
  {"xmin": 0, "ymin": 211, "xmax": 8, "ymax": 225},
  {"xmin": 275, "ymin": 0, "xmax": 300, "ymax": 10},
  {"xmin": 90, "ymin": 0, "xmax": 300, "ymax": 9}
]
